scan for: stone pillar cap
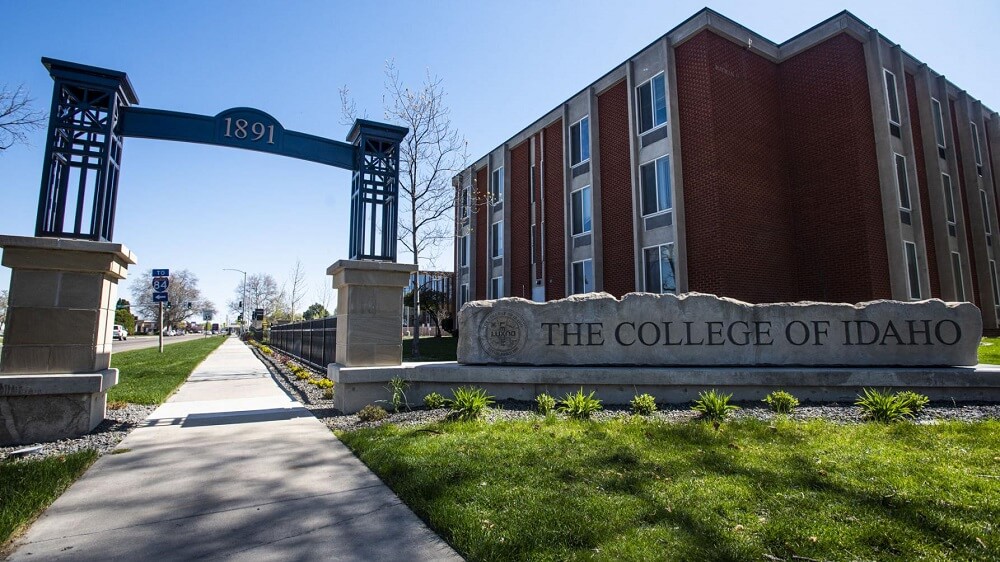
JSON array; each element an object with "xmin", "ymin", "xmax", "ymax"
[
  {"xmin": 0, "ymin": 235, "xmax": 137, "ymax": 265},
  {"xmin": 326, "ymin": 259, "xmax": 417, "ymax": 276}
]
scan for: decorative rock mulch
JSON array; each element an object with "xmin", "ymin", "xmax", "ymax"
[{"xmin": 0, "ymin": 404, "xmax": 156, "ymax": 462}]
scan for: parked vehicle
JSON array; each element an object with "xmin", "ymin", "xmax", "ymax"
[{"xmin": 113, "ymin": 324, "xmax": 127, "ymax": 341}]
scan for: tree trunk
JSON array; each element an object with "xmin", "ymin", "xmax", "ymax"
[{"xmin": 411, "ymin": 204, "xmax": 421, "ymax": 359}]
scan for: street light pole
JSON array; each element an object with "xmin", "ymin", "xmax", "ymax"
[{"xmin": 224, "ymin": 268, "xmax": 247, "ymax": 336}]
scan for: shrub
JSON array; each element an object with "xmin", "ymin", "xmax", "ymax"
[
  {"xmin": 763, "ymin": 390, "xmax": 800, "ymax": 414},
  {"xmin": 259, "ymin": 345, "xmax": 273, "ymax": 355},
  {"xmin": 107, "ymin": 399, "xmax": 128, "ymax": 410},
  {"xmin": 424, "ymin": 392, "xmax": 447, "ymax": 409},
  {"xmin": 897, "ymin": 390, "xmax": 929, "ymax": 414},
  {"xmin": 314, "ymin": 378, "xmax": 333, "ymax": 389},
  {"xmin": 630, "ymin": 393, "xmax": 658, "ymax": 416},
  {"xmin": 558, "ymin": 388, "xmax": 603, "ymax": 419},
  {"xmin": 856, "ymin": 388, "xmax": 913, "ymax": 422},
  {"xmin": 357, "ymin": 404, "xmax": 388, "ymax": 422},
  {"xmin": 536, "ymin": 393, "xmax": 556, "ymax": 415},
  {"xmin": 448, "ymin": 386, "xmax": 494, "ymax": 421},
  {"xmin": 323, "ymin": 387, "xmax": 334, "ymax": 400},
  {"xmin": 692, "ymin": 389, "xmax": 739, "ymax": 422},
  {"xmin": 388, "ymin": 376, "xmax": 410, "ymax": 412},
  {"xmin": 295, "ymin": 370, "xmax": 311, "ymax": 381}
]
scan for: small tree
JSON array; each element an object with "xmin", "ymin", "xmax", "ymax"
[
  {"xmin": 114, "ymin": 298, "xmax": 136, "ymax": 334},
  {"xmin": 286, "ymin": 259, "xmax": 307, "ymax": 322},
  {"xmin": 404, "ymin": 288, "xmax": 450, "ymax": 338},
  {"xmin": 303, "ymin": 303, "xmax": 331, "ymax": 320}
]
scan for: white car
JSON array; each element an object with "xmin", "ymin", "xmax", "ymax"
[{"xmin": 113, "ymin": 324, "xmax": 127, "ymax": 341}]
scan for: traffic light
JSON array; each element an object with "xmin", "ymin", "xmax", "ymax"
[
  {"xmin": 166, "ymin": 302, "xmax": 172, "ymax": 310},
  {"xmin": 187, "ymin": 302, "xmax": 192, "ymax": 309},
  {"xmin": 238, "ymin": 301, "xmax": 243, "ymax": 308}
]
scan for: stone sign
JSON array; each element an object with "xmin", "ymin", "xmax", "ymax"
[{"xmin": 457, "ymin": 292, "xmax": 982, "ymax": 367}]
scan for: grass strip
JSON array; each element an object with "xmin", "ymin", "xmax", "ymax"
[
  {"xmin": 979, "ymin": 336, "xmax": 1000, "ymax": 364},
  {"xmin": 109, "ymin": 336, "xmax": 226, "ymax": 404},
  {"xmin": 403, "ymin": 336, "xmax": 457, "ymax": 361},
  {"xmin": 339, "ymin": 418, "xmax": 1000, "ymax": 561},
  {"xmin": 1, "ymin": 450, "xmax": 98, "ymax": 548}
]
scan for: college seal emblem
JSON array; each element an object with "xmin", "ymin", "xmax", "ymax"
[{"xmin": 479, "ymin": 309, "xmax": 527, "ymax": 359}]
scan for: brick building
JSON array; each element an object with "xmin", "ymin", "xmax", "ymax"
[{"xmin": 453, "ymin": 9, "xmax": 1000, "ymax": 328}]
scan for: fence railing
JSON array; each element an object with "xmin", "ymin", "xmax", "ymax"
[{"xmin": 269, "ymin": 317, "xmax": 337, "ymax": 369}]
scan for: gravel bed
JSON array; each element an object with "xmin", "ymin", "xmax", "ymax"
[{"xmin": 0, "ymin": 404, "xmax": 156, "ymax": 462}]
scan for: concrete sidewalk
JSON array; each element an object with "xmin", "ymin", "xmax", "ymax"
[{"xmin": 9, "ymin": 338, "xmax": 461, "ymax": 561}]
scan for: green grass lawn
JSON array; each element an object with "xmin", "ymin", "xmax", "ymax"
[
  {"xmin": 109, "ymin": 336, "xmax": 226, "ymax": 404},
  {"xmin": 339, "ymin": 418, "xmax": 1000, "ymax": 561},
  {"xmin": 979, "ymin": 337, "xmax": 1000, "ymax": 364},
  {"xmin": 403, "ymin": 335, "xmax": 457, "ymax": 361},
  {"xmin": 1, "ymin": 450, "xmax": 97, "ymax": 550}
]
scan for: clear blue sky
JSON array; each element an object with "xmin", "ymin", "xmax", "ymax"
[{"xmin": 2, "ymin": 0, "xmax": 997, "ymax": 321}]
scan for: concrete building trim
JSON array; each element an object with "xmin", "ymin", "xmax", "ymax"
[{"xmin": 453, "ymin": 8, "xmax": 995, "ymax": 324}]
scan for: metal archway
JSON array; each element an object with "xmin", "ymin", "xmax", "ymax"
[{"xmin": 34, "ymin": 57, "xmax": 405, "ymax": 262}]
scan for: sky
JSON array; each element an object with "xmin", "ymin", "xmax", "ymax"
[{"xmin": 1, "ymin": 0, "xmax": 997, "ymax": 323}]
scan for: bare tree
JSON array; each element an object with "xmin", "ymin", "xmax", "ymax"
[
  {"xmin": 228, "ymin": 273, "xmax": 283, "ymax": 320},
  {"xmin": 341, "ymin": 61, "xmax": 467, "ymax": 357},
  {"xmin": 315, "ymin": 280, "xmax": 333, "ymax": 312},
  {"xmin": 1, "ymin": 84, "xmax": 46, "ymax": 152},
  {"xmin": 286, "ymin": 259, "xmax": 307, "ymax": 321},
  {"xmin": 130, "ymin": 270, "xmax": 211, "ymax": 329}
]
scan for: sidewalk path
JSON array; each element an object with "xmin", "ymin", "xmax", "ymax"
[{"xmin": 9, "ymin": 338, "xmax": 461, "ymax": 561}]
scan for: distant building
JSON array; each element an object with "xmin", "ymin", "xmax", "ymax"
[
  {"xmin": 403, "ymin": 271, "xmax": 455, "ymax": 336},
  {"xmin": 453, "ymin": 9, "xmax": 1000, "ymax": 328}
]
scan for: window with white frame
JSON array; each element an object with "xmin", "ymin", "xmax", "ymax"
[
  {"xmin": 904, "ymin": 241, "xmax": 921, "ymax": 300},
  {"xmin": 637, "ymin": 73, "xmax": 667, "ymax": 135},
  {"xmin": 459, "ymin": 284, "xmax": 469, "ymax": 308},
  {"xmin": 640, "ymin": 155, "xmax": 672, "ymax": 216},
  {"xmin": 460, "ymin": 186, "xmax": 471, "ymax": 220},
  {"xmin": 459, "ymin": 235, "xmax": 469, "ymax": 267},
  {"xmin": 530, "ymin": 165, "xmax": 536, "ymax": 204},
  {"xmin": 571, "ymin": 185, "xmax": 592, "ymax": 236},
  {"xmin": 883, "ymin": 69, "xmax": 901, "ymax": 126},
  {"xmin": 491, "ymin": 166, "xmax": 504, "ymax": 204},
  {"xmin": 491, "ymin": 220, "xmax": 503, "ymax": 258},
  {"xmin": 643, "ymin": 243, "xmax": 677, "ymax": 294},
  {"xmin": 490, "ymin": 276, "xmax": 503, "ymax": 299},
  {"xmin": 991, "ymin": 260, "xmax": 1000, "ymax": 306},
  {"xmin": 570, "ymin": 116, "xmax": 590, "ymax": 167},
  {"xmin": 981, "ymin": 190, "xmax": 992, "ymax": 235},
  {"xmin": 943, "ymin": 173, "xmax": 956, "ymax": 225},
  {"xmin": 894, "ymin": 153, "xmax": 910, "ymax": 210},
  {"xmin": 971, "ymin": 121, "xmax": 984, "ymax": 170},
  {"xmin": 571, "ymin": 259, "xmax": 594, "ymax": 295},
  {"xmin": 931, "ymin": 98, "xmax": 946, "ymax": 150},
  {"xmin": 951, "ymin": 252, "xmax": 965, "ymax": 301}
]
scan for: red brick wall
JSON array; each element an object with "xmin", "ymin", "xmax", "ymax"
[
  {"xmin": 779, "ymin": 33, "xmax": 891, "ymax": 302},
  {"xmin": 906, "ymin": 73, "xmax": 941, "ymax": 298},
  {"xmin": 510, "ymin": 142, "xmax": 532, "ymax": 298},
  {"xmin": 597, "ymin": 80, "xmax": 635, "ymax": 297},
  {"xmin": 475, "ymin": 167, "xmax": 488, "ymax": 299},
  {"xmin": 544, "ymin": 120, "xmax": 566, "ymax": 300},
  {"xmin": 675, "ymin": 30, "xmax": 797, "ymax": 302},
  {"xmin": 952, "ymin": 100, "xmax": 981, "ymax": 306}
]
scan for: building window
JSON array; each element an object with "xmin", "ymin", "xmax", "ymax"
[
  {"xmin": 460, "ymin": 186, "xmax": 471, "ymax": 220},
  {"xmin": 981, "ymin": 190, "xmax": 992, "ymax": 235},
  {"xmin": 530, "ymin": 229, "xmax": 535, "ymax": 264},
  {"xmin": 571, "ymin": 259, "xmax": 594, "ymax": 295},
  {"xmin": 894, "ymin": 153, "xmax": 910, "ymax": 211},
  {"xmin": 459, "ymin": 284, "xmax": 469, "ymax": 308},
  {"xmin": 491, "ymin": 220, "xmax": 503, "ymax": 258},
  {"xmin": 640, "ymin": 155, "xmax": 672, "ymax": 216},
  {"xmin": 951, "ymin": 252, "xmax": 965, "ymax": 302},
  {"xmin": 570, "ymin": 116, "xmax": 590, "ymax": 167},
  {"xmin": 643, "ymin": 243, "xmax": 677, "ymax": 294},
  {"xmin": 883, "ymin": 69, "xmax": 901, "ymax": 126},
  {"xmin": 943, "ymin": 173, "xmax": 956, "ymax": 225},
  {"xmin": 459, "ymin": 235, "xmax": 469, "ymax": 267},
  {"xmin": 571, "ymin": 185, "xmax": 592, "ymax": 236},
  {"xmin": 904, "ymin": 241, "xmax": 920, "ymax": 300},
  {"xmin": 491, "ymin": 166, "xmax": 504, "ymax": 204},
  {"xmin": 931, "ymin": 98, "xmax": 946, "ymax": 150},
  {"xmin": 490, "ymin": 276, "xmax": 504, "ymax": 299},
  {"xmin": 637, "ymin": 73, "xmax": 667, "ymax": 135},
  {"xmin": 991, "ymin": 261, "xmax": 1000, "ymax": 306},
  {"xmin": 971, "ymin": 121, "xmax": 984, "ymax": 170},
  {"xmin": 529, "ymin": 164, "xmax": 536, "ymax": 204}
]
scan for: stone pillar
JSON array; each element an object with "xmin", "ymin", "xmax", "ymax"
[
  {"xmin": 0, "ymin": 235, "xmax": 137, "ymax": 445},
  {"xmin": 327, "ymin": 260, "xmax": 416, "ymax": 367}
]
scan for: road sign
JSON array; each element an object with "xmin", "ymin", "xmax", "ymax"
[
  {"xmin": 152, "ymin": 269, "xmax": 169, "ymax": 277},
  {"xmin": 153, "ymin": 292, "xmax": 168, "ymax": 303},
  {"xmin": 152, "ymin": 277, "xmax": 169, "ymax": 292}
]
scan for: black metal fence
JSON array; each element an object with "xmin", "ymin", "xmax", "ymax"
[{"xmin": 269, "ymin": 317, "xmax": 337, "ymax": 369}]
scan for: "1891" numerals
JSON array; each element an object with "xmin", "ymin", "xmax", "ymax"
[{"xmin": 223, "ymin": 117, "xmax": 275, "ymax": 144}]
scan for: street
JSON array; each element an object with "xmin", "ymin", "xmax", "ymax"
[{"xmin": 111, "ymin": 333, "xmax": 227, "ymax": 352}]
